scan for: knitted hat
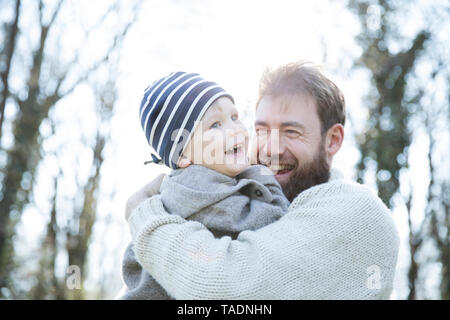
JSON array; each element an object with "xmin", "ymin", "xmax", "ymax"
[{"xmin": 140, "ymin": 72, "xmax": 234, "ymax": 169}]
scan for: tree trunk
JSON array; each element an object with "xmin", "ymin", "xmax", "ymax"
[
  {"xmin": 0, "ymin": 0, "xmax": 21, "ymax": 140},
  {"xmin": 65, "ymin": 133, "xmax": 106, "ymax": 299}
]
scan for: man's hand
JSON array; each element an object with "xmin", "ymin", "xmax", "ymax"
[{"xmin": 125, "ymin": 173, "xmax": 167, "ymax": 221}]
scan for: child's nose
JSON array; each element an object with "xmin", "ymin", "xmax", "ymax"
[{"xmin": 229, "ymin": 127, "xmax": 248, "ymax": 143}]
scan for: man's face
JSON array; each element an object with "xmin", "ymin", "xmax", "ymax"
[{"xmin": 254, "ymin": 94, "xmax": 330, "ymax": 201}]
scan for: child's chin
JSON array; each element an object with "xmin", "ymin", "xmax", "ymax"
[{"xmin": 223, "ymin": 162, "xmax": 249, "ymax": 176}]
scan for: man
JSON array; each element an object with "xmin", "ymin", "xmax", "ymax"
[{"xmin": 124, "ymin": 61, "xmax": 400, "ymax": 299}]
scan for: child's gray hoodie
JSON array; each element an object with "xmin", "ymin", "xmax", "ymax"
[{"xmin": 119, "ymin": 164, "xmax": 290, "ymax": 299}]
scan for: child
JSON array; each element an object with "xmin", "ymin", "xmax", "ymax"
[{"xmin": 119, "ymin": 72, "xmax": 290, "ymax": 299}]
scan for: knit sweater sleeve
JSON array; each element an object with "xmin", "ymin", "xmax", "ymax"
[{"xmin": 128, "ymin": 181, "xmax": 399, "ymax": 299}]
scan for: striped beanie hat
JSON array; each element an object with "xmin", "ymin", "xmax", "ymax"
[{"xmin": 139, "ymin": 72, "xmax": 234, "ymax": 169}]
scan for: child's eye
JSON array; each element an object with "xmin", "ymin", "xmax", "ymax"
[{"xmin": 210, "ymin": 121, "xmax": 221, "ymax": 129}]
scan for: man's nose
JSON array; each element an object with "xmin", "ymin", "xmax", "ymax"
[{"xmin": 260, "ymin": 131, "xmax": 284, "ymax": 159}]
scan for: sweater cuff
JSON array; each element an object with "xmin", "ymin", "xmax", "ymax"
[{"xmin": 127, "ymin": 195, "xmax": 183, "ymax": 242}]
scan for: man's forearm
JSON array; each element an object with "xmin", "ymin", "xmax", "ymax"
[{"xmin": 127, "ymin": 195, "xmax": 268, "ymax": 299}]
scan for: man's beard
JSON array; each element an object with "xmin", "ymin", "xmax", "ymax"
[{"xmin": 277, "ymin": 141, "xmax": 330, "ymax": 202}]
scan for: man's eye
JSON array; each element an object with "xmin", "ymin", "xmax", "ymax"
[
  {"xmin": 210, "ymin": 121, "xmax": 221, "ymax": 129},
  {"xmin": 255, "ymin": 128, "xmax": 268, "ymax": 136},
  {"xmin": 286, "ymin": 130, "xmax": 300, "ymax": 136}
]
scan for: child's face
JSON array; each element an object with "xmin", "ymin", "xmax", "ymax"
[{"xmin": 178, "ymin": 97, "xmax": 250, "ymax": 176}]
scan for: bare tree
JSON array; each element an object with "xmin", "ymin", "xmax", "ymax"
[
  {"xmin": 65, "ymin": 83, "xmax": 114, "ymax": 299},
  {"xmin": 424, "ymin": 74, "xmax": 450, "ymax": 299},
  {"xmin": 348, "ymin": 0, "xmax": 449, "ymax": 299},
  {"xmin": 0, "ymin": 0, "xmax": 140, "ymax": 298},
  {"xmin": 0, "ymin": 0, "xmax": 21, "ymax": 140},
  {"xmin": 30, "ymin": 167, "xmax": 65, "ymax": 300}
]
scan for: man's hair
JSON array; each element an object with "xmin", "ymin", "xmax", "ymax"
[{"xmin": 257, "ymin": 61, "xmax": 346, "ymax": 135}]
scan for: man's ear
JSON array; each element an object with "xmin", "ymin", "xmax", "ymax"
[
  {"xmin": 325, "ymin": 123, "xmax": 344, "ymax": 159},
  {"xmin": 177, "ymin": 155, "xmax": 192, "ymax": 168}
]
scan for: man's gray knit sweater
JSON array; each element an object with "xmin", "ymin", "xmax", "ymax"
[{"xmin": 119, "ymin": 164, "xmax": 289, "ymax": 299}]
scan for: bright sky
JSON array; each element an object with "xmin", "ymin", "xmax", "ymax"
[{"xmin": 10, "ymin": 0, "xmax": 446, "ymax": 299}]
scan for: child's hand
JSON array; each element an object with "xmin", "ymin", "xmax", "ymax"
[{"xmin": 125, "ymin": 173, "xmax": 167, "ymax": 221}]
